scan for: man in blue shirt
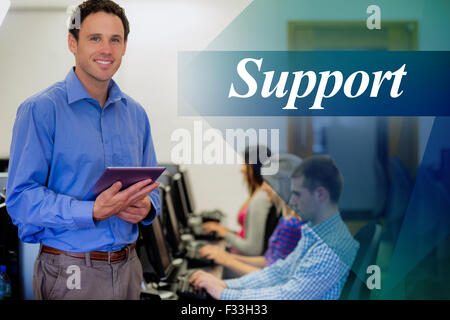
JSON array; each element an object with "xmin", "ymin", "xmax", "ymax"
[
  {"xmin": 190, "ymin": 155, "xmax": 359, "ymax": 299},
  {"xmin": 6, "ymin": 0, "xmax": 160, "ymax": 300}
]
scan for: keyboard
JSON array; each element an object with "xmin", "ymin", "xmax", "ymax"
[
  {"xmin": 187, "ymin": 214, "xmax": 223, "ymax": 240},
  {"xmin": 186, "ymin": 256, "xmax": 215, "ymax": 268},
  {"xmin": 200, "ymin": 210, "xmax": 224, "ymax": 223},
  {"xmin": 184, "ymin": 242, "xmax": 215, "ymax": 268},
  {"xmin": 174, "ymin": 271, "xmax": 209, "ymax": 300},
  {"xmin": 192, "ymin": 229, "xmax": 222, "ymax": 241}
]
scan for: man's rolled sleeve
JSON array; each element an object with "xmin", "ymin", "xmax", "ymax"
[
  {"xmin": 220, "ymin": 288, "xmax": 243, "ymax": 300},
  {"xmin": 224, "ymin": 278, "xmax": 243, "ymax": 289}
]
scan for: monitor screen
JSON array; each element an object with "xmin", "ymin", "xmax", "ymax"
[
  {"xmin": 173, "ymin": 173, "xmax": 191, "ymax": 219},
  {"xmin": 162, "ymin": 186, "xmax": 184, "ymax": 256},
  {"xmin": 0, "ymin": 159, "xmax": 8, "ymax": 173},
  {"xmin": 151, "ymin": 217, "xmax": 171, "ymax": 274},
  {"xmin": 0, "ymin": 172, "xmax": 7, "ymax": 193},
  {"xmin": 157, "ymin": 174, "xmax": 169, "ymax": 227},
  {"xmin": 169, "ymin": 174, "xmax": 189, "ymax": 227},
  {"xmin": 138, "ymin": 215, "xmax": 172, "ymax": 282},
  {"xmin": 179, "ymin": 169, "xmax": 196, "ymax": 213},
  {"xmin": 155, "ymin": 184, "xmax": 165, "ymax": 227}
]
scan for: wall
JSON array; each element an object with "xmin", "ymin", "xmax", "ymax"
[{"xmin": 207, "ymin": 0, "xmax": 450, "ymax": 165}]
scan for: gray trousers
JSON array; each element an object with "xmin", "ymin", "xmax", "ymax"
[{"xmin": 33, "ymin": 245, "xmax": 143, "ymax": 300}]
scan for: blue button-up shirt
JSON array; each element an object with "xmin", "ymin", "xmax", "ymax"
[
  {"xmin": 6, "ymin": 68, "xmax": 160, "ymax": 252},
  {"xmin": 221, "ymin": 213, "xmax": 359, "ymax": 300}
]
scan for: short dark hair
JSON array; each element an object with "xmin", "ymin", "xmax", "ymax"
[
  {"xmin": 291, "ymin": 155, "xmax": 343, "ymax": 204},
  {"xmin": 69, "ymin": 0, "xmax": 130, "ymax": 41}
]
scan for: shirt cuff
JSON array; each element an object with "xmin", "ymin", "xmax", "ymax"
[
  {"xmin": 71, "ymin": 200, "xmax": 96, "ymax": 229},
  {"xmin": 224, "ymin": 278, "xmax": 242, "ymax": 289},
  {"xmin": 141, "ymin": 195, "xmax": 157, "ymax": 226},
  {"xmin": 220, "ymin": 288, "xmax": 242, "ymax": 300}
]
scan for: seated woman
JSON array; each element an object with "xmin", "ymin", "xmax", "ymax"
[
  {"xmin": 200, "ymin": 154, "xmax": 304, "ymax": 276},
  {"xmin": 202, "ymin": 145, "xmax": 273, "ymax": 256}
]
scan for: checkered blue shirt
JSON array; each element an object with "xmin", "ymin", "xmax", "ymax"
[{"xmin": 221, "ymin": 213, "xmax": 359, "ymax": 300}]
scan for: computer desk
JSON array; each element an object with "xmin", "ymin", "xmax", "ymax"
[{"xmin": 141, "ymin": 240, "xmax": 226, "ymax": 300}]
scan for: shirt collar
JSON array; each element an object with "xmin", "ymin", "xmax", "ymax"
[
  {"xmin": 65, "ymin": 67, "xmax": 127, "ymax": 106},
  {"xmin": 304, "ymin": 212, "xmax": 341, "ymax": 237}
]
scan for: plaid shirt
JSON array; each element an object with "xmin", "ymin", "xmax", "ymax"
[{"xmin": 221, "ymin": 213, "xmax": 359, "ymax": 300}]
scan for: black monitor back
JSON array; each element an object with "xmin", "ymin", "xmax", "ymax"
[
  {"xmin": 169, "ymin": 174, "xmax": 189, "ymax": 228},
  {"xmin": 161, "ymin": 186, "xmax": 185, "ymax": 257},
  {"xmin": 137, "ymin": 216, "xmax": 173, "ymax": 282},
  {"xmin": 179, "ymin": 169, "xmax": 196, "ymax": 213}
]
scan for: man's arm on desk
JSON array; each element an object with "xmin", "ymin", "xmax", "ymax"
[
  {"xmin": 190, "ymin": 270, "xmax": 227, "ymax": 300},
  {"xmin": 199, "ymin": 245, "xmax": 266, "ymax": 276}
]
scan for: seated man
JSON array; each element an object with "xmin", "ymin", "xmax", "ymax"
[
  {"xmin": 190, "ymin": 155, "xmax": 359, "ymax": 300},
  {"xmin": 198, "ymin": 182, "xmax": 304, "ymax": 276}
]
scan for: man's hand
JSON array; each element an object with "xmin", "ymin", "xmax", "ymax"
[
  {"xmin": 116, "ymin": 196, "xmax": 151, "ymax": 224},
  {"xmin": 93, "ymin": 179, "xmax": 160, "ymax": 222},
  {"xmin": 202, "ymin": 221, "xmax": 229, "ymax": 237},
  {"xmin": 199, "ymin": 244, "xmax": 223, "ymax": 259},
  {"xmin": 202, "ymin": 248, "xmax": 230, "ymax": 265},
  {"xmin": 189, "ymin": 270, "xmax": 227, "ymax": 300}
]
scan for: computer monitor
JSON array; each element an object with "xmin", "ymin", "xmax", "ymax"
[
  {"xmin": 161, "ymin": 186, "xmax": 184, "ymax": 257},
  {"xmin": 0, "ymin": 159, "xmax": 8, "ymax": 173},
  {"xmin": 0, "ymin": 172, "xmax": 7, "ymax": 208},
  {"xmin": 157, "ymin": 172, "xmax": 171, "ymax": 187},
  {"xmin": 169, "ymin": 174, "xmax": 189, "ymax": 228},
  {"xmin": 179, "ymin": 169, "xmax": 196, "ymax": 214},
  {"xmin": 139, "ymin": 216, "xmax": 173, "ymax": 282},
  {"xmin": 156, "ymin": 173, "xmax": 170, "ymax": 226},
  {"xmin": 152, "ymin": 216, "xmax": 173, "ymax": 279},
  {"xmin": 158, "ymin": 163, "xmax": 179, "ymax": 176},
  {"xmin": 172, "ymin": 172, "xmax": 191, "ymax": 219},
  {"xmin": 0, "ymin": 172, "xmax": 7, "ymax": 193}
]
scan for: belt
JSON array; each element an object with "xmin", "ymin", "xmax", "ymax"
[{"xmin": 41, "ymin": 242, "xmax": 136, "ymax": 264}]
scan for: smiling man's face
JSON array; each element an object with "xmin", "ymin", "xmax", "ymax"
[{"xmin": 69, "ymin": 11, "xmax": 127, "ymax": 84}]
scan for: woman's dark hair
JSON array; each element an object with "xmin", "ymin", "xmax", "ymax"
[
  {"xmin": 69, "ymin": 0, "xmax": 130, "ymax": 41},
  {"xmin": 243, "ymin": 145, "xmax": 271, "ymax": 195}
]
